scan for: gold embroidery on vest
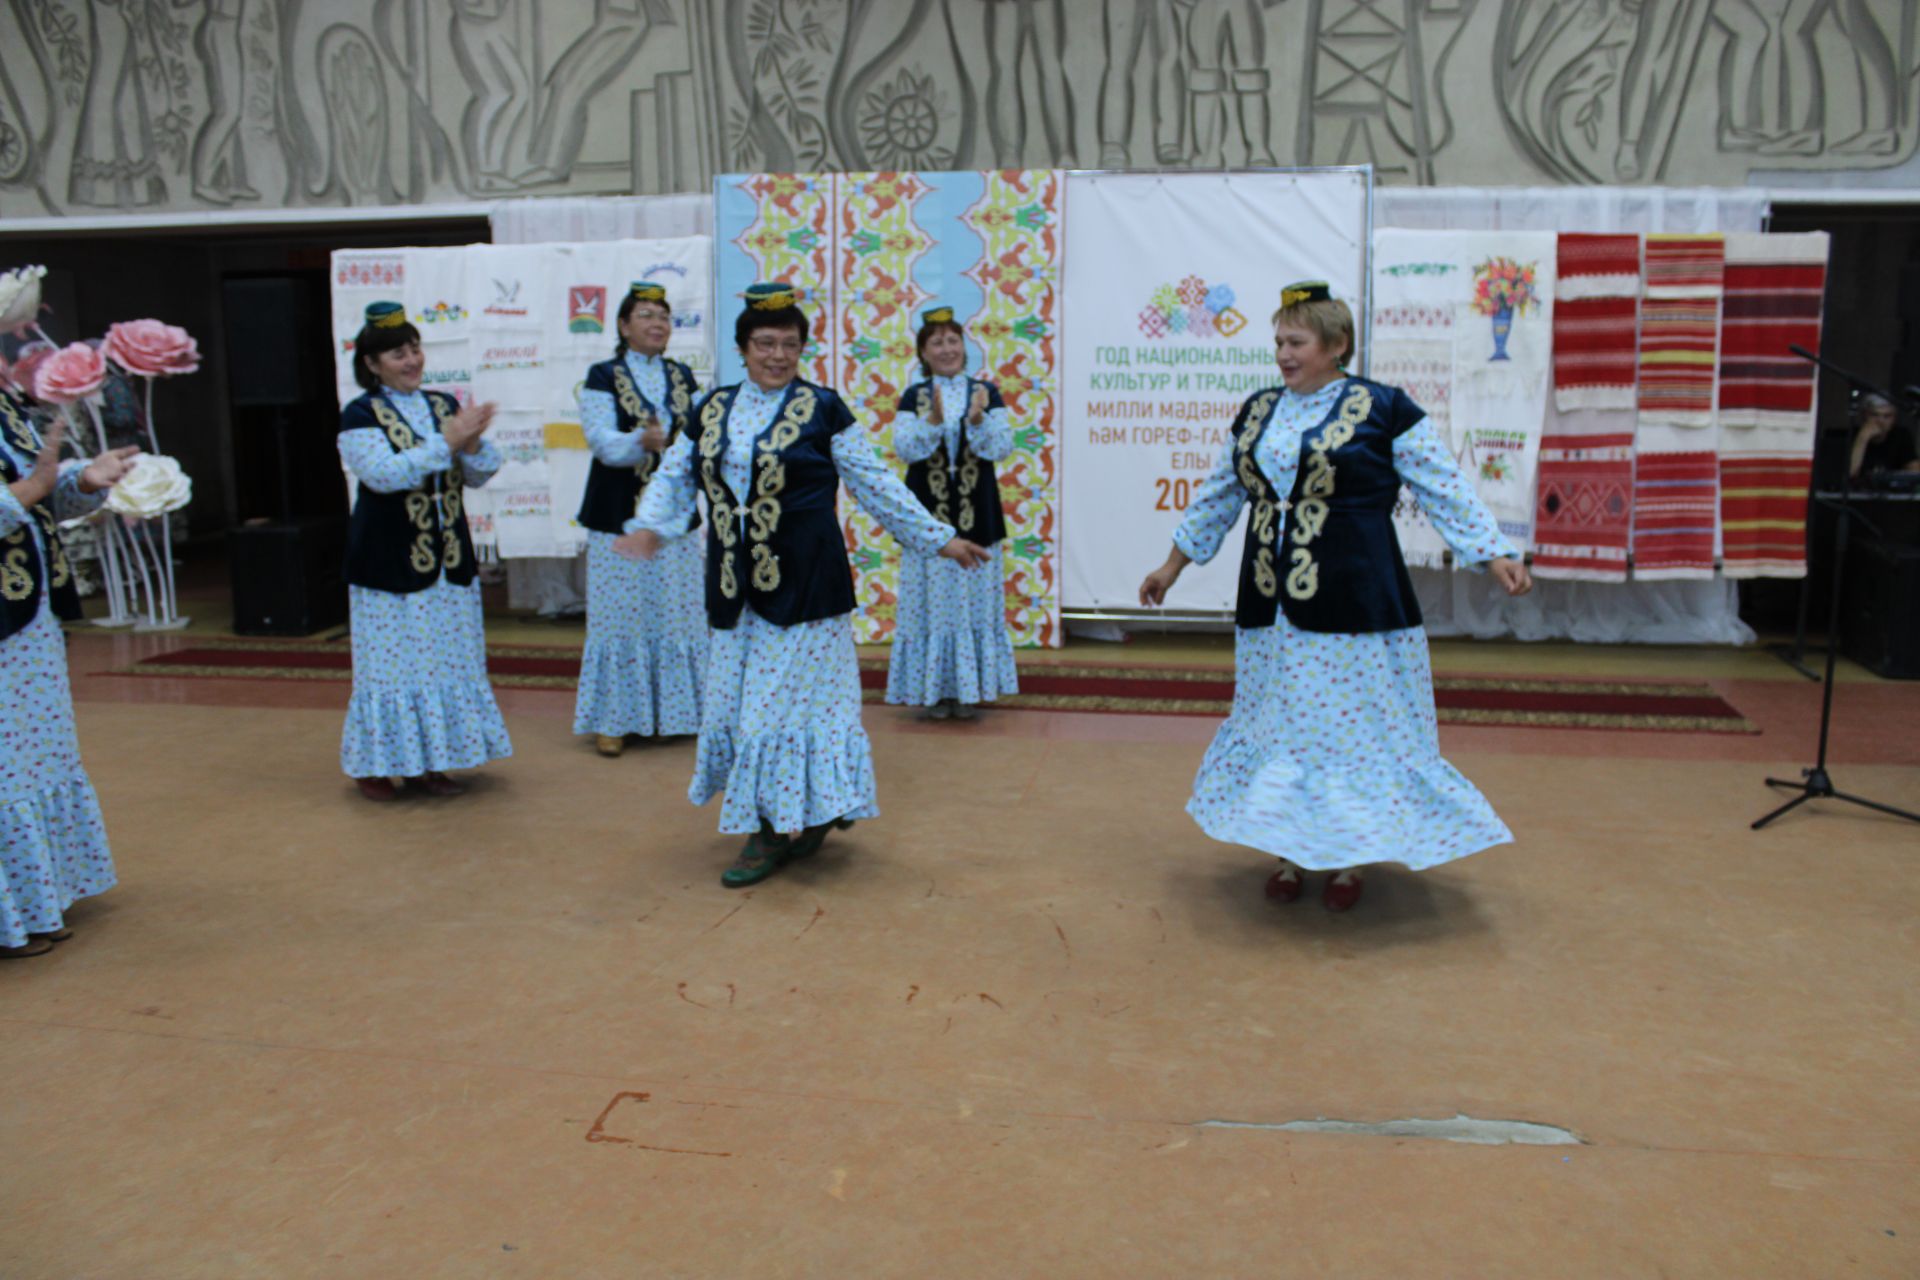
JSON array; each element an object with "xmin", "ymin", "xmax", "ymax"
[
  {"xmin": 0, "ymin": 538, "xmax": 31, "ymax": 602},
  {"xmin": 1233, "ymin": 390, "xmax": 1281, "ymax": 598},
  {"xmin": 1280, "ymin": 384, "xmax": 1367, "ymax": 601},
  {"xmin": 431, "ymin": 395, "xmax": 464, "ymax": 571},
  {"xmin": 612, "ymin": 360, "xmax": 661, "ymax": 486},
  {"xmin": 1285, "ymin": 547, "xmax": 1319, "ymax": 599},
  {"xmin": 699, "ymin": 390, "xmax": 740, "ymax": 599},
  {"xmin": 747, "ymin": 387, "xmax": 812, "ymax": 593},
  {"xmin": 370, "ymin": 396, "xmax": 420, "ymax": 451}
]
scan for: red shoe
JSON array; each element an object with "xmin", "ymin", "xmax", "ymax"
[
  {"xmin": 1263, "ymin": 863, "xmax": 1304, "ymax": 903},
  {"xmin": 1322, "ymin": 870, "xmax": 1366, "ymax": 913},
  {"xmin": 409, "ymin": 771, "xmax": 469, "ymax": 797},
  {"xmin": 355, "ymin": 776, "xmax": 398, "ymax": 802}
]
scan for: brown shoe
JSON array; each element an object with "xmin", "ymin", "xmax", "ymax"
[
  {"xmin": 0, "ymin": 939, "xmax": 56, "ymax": 959},
  {"xmin": 29, "ymin": 926, "xmax": 73, "ymax": 943},
  {"xmin": 356, "ymin": 776, "xmax": 399, "ymax": 802},
  {"xmin": 595, "ymin": 734, "xmax": 627, "ymax": 757},
  {"xmin": 408, "ymin": 771, "xmax": 469, "ymax": 797}
]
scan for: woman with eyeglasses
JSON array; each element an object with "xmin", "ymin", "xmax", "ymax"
[
  {"xmin": 573, "ymin": 281, "xmax": 707, "ymax": 757},
  {"xmin": 884, "ymin": 306, "xmax": 1020, "ymax": 721},
  {"xmin": 616, "ymin": 283, "xmax": 989, "ymax": 887}
]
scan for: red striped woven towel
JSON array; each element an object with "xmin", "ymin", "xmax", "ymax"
[
  {"xmin": 1638, "ymin": 296, "xmax": 1720, "ymax": 428},
  {"xmin": 1632, "ymin": 450, "xmax": 1718, "ymax": 580},
  {"xmin": 1532, "ymin": 432, "xmax": 1634, "ymax": 582},
  {"xmin": 1554, "ymin": 296, "xmax": 1638, "ymax": 412},
  {"xmin": 1557, "ymin": 233, "xmax": 1640, "ymax": 300},
  {"xmin": 1719, "ymin": 454, "xmax": 1810, "ymax": 579},
  {"xmin": 1645, "ymin": 234, "xmax": 1725, "ymax": 298},
  {"xmin": 1718, "ymin": 232, "xmax": 1828, "ymax": 431}
]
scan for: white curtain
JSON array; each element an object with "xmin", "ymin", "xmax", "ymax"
[
  {"xmin": 485, "ymin": 194, "xmax": 713, "ymax": 614},
  {"xmin": 1375, "ymin": 185, "xmax": 1767, "ymax": 643}
]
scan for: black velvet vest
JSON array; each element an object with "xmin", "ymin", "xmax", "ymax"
[
  {"xmin": 1231, "ymin": 377, "xmax": 1425, "ymax": 634},
  {"xmin": 576, "ymin": 354, "xmax": 698, "ymax": 535},
  {"xmin": 695, "ymin": 380, "xmax": 857, "ymax": 630},
  {"xmin": 0, "ymin": 390, "xmax": 81, "ymax": 642},
  {"xmin": 898, "ymin": 378, "xmax": 1008, "ymax": 548},
  {"xmin": 339, "ymin": 390, "xmax": 479, "ymax": 594}
]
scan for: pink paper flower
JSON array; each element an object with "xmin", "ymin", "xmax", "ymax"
[
  {"xmin": 103, "ymin": 319, "xmax": 201, "ymax": 377},
  {"xmin": 9, "ymin": 341, "xmax": 53, "ymax": 394},
  {"xmin": 32, "ymin": 341, "xmax": 107, "ymax": 404}
]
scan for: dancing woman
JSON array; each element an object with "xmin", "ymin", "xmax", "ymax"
[
  {"xmin": 885, "ymin": 306, "xmax": 1019, "ymax": 720},
  {"xmin": 1139, "ymin": 283, "xmax": 1532, "ymax": 911},
  {"xmin": 573, "ymin": 281, "xmax": 706, "ymax": 756},
  {"xmin": 616, "ymin": 284, "xmax": 988, "ymax": 887},
  {"xmin": 338, "ymin": 302, "xmax": 510, "ymax": 800}
]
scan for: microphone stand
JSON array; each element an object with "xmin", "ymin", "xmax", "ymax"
[{"xmin": 1752, "ymin": 345, "xmax": 1920, "ymax": 830}]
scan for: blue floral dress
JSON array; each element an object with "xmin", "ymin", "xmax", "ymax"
[
  {"xmin": 886, "ymin": 374, "xmax": 1020, "ymax": 707},
  {"xmin": 574, "ymin": 352, "xmax": 707, "ymax": 738},
  {"xmin": 338, "ymin": 390, "xmax": 513, "ymax": 778},
  {"xmin": 1172, "ymin": 379, "xmax": 1517, "ymax": 872},
  {"xmin": 634, "ymin": 380, "xmax": 953, "ymax": 835},
  {"xmin": 0, "ymin": 450, "xmax": 114, "ymax": 946}
]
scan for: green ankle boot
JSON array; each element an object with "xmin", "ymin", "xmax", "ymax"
[
  {"xmin": 721, "ymin": 826, "xmax": 793, "ymax": 888},
  {"xmin": 787, "ymin": 817, "xmax": 855, "ymax": 862}
]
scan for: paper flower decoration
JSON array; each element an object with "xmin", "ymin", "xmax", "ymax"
[
  {"xmin": 0, "ymin": 265, "xmax": 48, "ymax": 335},
  {"xmin": 104, "ymin": 454, "xmax": 192, "ymax": 518},
  {"xmin": 32, "ymin": 342, "xmax": 107, "ymax": 404},
  {"xmin": 103, "ymin": 319, "xmax": 201, "ymax": 377},
  {"xmin": 8, "ymin": 342, "xmax": 52, "ymax": 394}
]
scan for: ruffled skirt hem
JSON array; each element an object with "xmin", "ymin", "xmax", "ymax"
[
  {"xmin": 692, "ymin": 724, "xmax": 881, "ymax": 835},
  {"xmin": 0, "ymin": 774, "xmax": 116, "ymax": 946},
  {"xmin": 572, "ymin": 639, "xmax": 705, "ymax": 737},
  {"xmin": 341, "ymin": 681, "xmax": 514, "ymax": 778},
  {"xmin": 883, "ymin": 629, "xmax": 1020, "ymax": 706},
  {"xmin": 1187, "ymin": 731, "xmax": 1513, "ymax": 872}
]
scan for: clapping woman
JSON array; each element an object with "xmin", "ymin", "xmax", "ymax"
[
  {"xmin": 0, "ymin": 399, "xmax": 141, "ymax": 958},
  {"xmin": 616, "ymin": 284, "xmax": 989, "ymax": 888},
  {"xmin": 884, "ymin": 307, "xmax": 1020, "ymax": 720},
  {"xmin": 573, "ymin": 282, "xmax": 706, "ymax": 756},
  {"xmin": 1139, "ymin": 283, "xmax": 1531, "ymax": 912},
  {"xmin": 338, "ymin": 302, "xmax": 511, "ymax": 801}
]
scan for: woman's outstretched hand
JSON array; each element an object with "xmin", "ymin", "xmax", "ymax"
[
  {"xmin": 1139, "ymin": 550, "xmax": 1190, "ymax": 607},
  {"xmin": 613, "ymin": 529, "xmax": 663, "ymax": 561},
  {"xmin": 939, "ymin": 537, "xmax": 989, "ymax": 569},
  {"xmin": 1490, "ymin": 556, "xmax": 1532, "ymax": 597}
]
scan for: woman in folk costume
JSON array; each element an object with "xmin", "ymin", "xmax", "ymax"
[
  {"xmin": 573, "ymin": 281, "xmax": 706, "ymax": 757},
  {"xmin": 616, "ymin": 283, "xmax": 989, "ymax": 888},
  {"xmin": 884, "ymin": 307, "xmax": 1020, "ymax": 720},
  {"xmin": 0, "ymin": 401, "xmax": 141, "ymax": 958},
  {"xmin": 1139, "ymin": 283, "xmax": 1532, "ymax": 912},
  {"xmin": 338, "ymin": 301, "xmax": 511, "ymax": 801}
]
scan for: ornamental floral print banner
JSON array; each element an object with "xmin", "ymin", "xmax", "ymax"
[{"xmin": 716, "ymin": 170, "xmax": 1063, "ymax": 648}]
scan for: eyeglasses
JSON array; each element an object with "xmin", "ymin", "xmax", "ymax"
[{"xmin": 747, "ymin": 336, "xmax": 804, "ymax": 355}]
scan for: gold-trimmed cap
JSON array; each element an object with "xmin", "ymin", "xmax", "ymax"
[
  {"xmin": 629, "ymin": 281, "xmax": 668, "ymax": 303},
  {"xmin": 744, "ymin": 281, "xmax": 800, "ymax": 311},
  {"xmin": 920, "ymin": 306, "xmax": 955, "ymax": 326},
  {"xmin": 1278, "ymin": 281, "xmax": 1333, "ymax": 309},
  {"xmin": 365, "ymin": 301, "xmax": 407, "ymax": 329}
]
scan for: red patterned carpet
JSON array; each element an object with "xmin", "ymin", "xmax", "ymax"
[{"xmin": 107, "ymin": 639, "xmax": 1758, "ymax": 733}]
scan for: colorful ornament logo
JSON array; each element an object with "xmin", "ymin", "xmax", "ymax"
[
  {"xmin": 414, "ymin": 301, "xmax": 466, "ymax": 325},
  {"xmin": 568, "ymin": 285, "xmax": 607, "ymax": 333},
  {"xmin": 1137, "ymin": 275, "xmax": 1246, "ymax": 340}
]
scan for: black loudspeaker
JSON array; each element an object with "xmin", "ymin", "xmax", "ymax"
[
  {"xmin": 1841, "ymin": 535, "xmax": 1920, "ymax": 679},
  {"xmin": 230, "ymin": 516, "xmax": 348, "ymax": 636},
  {"xmin": 222, "ymin": 277, "xmax": 314, "ymax": 407}
]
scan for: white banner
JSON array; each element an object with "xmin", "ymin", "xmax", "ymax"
[
  {"xmin": 1059, "ymin": 170, "xmax": 1371, "ymax": 614},
  {"xmin": 330, "ymin": 236, "xmax": 713, "ymax": 559}
]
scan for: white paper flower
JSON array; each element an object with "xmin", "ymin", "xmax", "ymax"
[
  {"xmin": 0, "ymin": 265, "xmax": 48, "ymax": 335},
  {"xmin": 104, "ymin": 453, "xmax": 193, "ymax": 518}
]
